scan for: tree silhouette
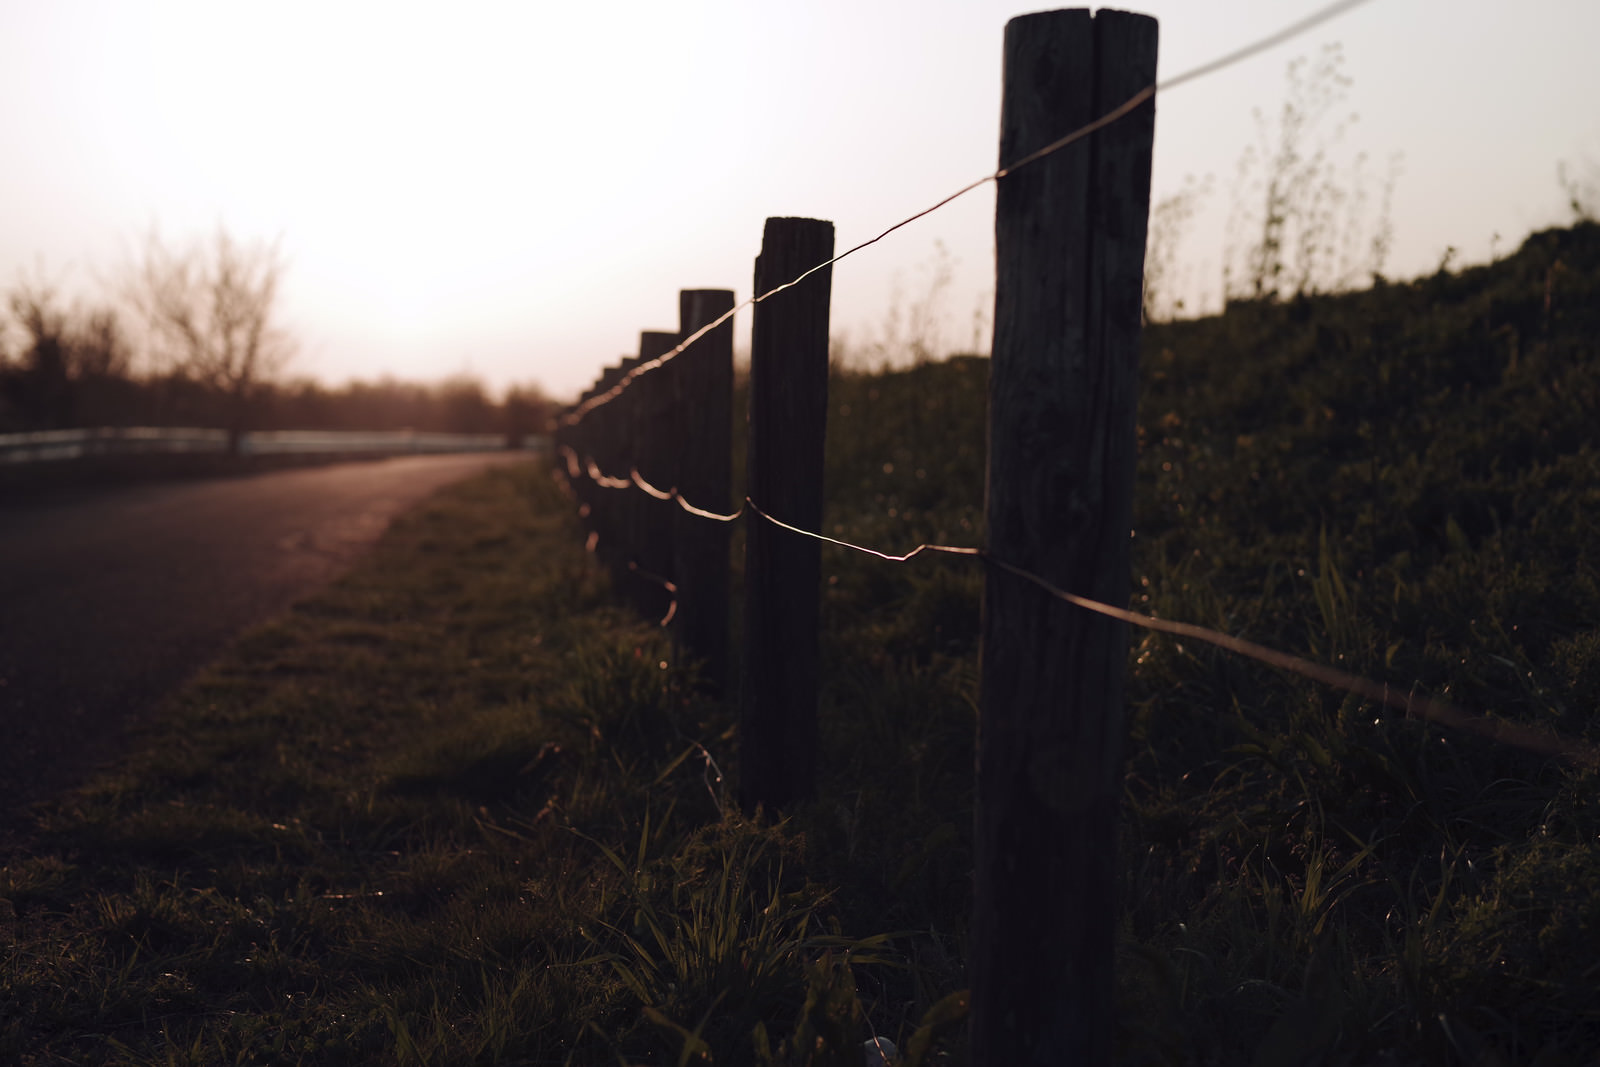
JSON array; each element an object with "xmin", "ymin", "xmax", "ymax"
[
  {"xmin": 2, "ymin": 279, "xmax": 133, "ymax": 431},
  {"xmin": 126, "ymin": 227, "xmax": 293, "ymax": 453}
]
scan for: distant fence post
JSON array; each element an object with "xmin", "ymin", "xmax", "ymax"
[
  {"xmin": 632, "ymin": 330, "xmax": 679, "ymax": 620},
  {"xmin": 973, "ymin": 10, "xmax": 1156, "ymax": 1067},
  {"xmin": 740, "ymin": 217, "xmax": 834, "ymax": 815},
  {"xmin": 673, "ymin": 289, "xmax": 736, "ymax": 692},
  {"xmin": 565, "ymin": 382, "xmax": 603, "ymax": 543},
  {"xmin": 592, "ymin": 359, "xmax": 631, "ymax": 570},
  {"xmin": 552, "ymin": 398, "xmax": 577, "ymax": 496}
]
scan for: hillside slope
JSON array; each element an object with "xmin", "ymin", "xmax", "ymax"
[{"xmin": 816, "ymin": 219, "xmax": 1600, "ymax": 1062}]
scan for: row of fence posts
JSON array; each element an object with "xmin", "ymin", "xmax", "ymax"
[
  {"xmin": 556, "ymin": 289, "xmax": 739, "ymax": 694},
  {"xmin": 550, "ymin": 9, "xmax": 1156, "ymax": 1064}
]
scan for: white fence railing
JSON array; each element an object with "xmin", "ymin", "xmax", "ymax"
[{"xmin": 0, "ymin": 427, "xmax": 545, "ymax": 466}]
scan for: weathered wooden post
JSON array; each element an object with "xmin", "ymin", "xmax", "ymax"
[
  {"xmin": 973, "ymin": 10, "xmax": 1156, "ymax": 1066},
  {"xmin": 553, "ymin": 398, "xmax": 576, "ymax": 495},
  {"xmin": 740, "ymin": 217, "xmax": 834, "ymax": 814},
  {"xmin": 579, "ymin": 370, "xmax": 605, "ymax": 549},
  {"xmin": 616, "ymin": 353, "xmax": 649, "ymax": 581},
  {"xmin": 592, "ymin": 359, "xmax": 631, "ymax": 570},
  {"xmin": 673, "ymin": 288, "xmax": 736, "ymax": 692},
  {"xmin": 632, "ymin": 330, "xmax": 679, "ymax": 620},
  {"xmin": 569, "ymin": 381, "xmax": 604, "ymax": 540}
]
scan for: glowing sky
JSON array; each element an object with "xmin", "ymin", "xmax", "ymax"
[{"xmin": 2, "ymin": 0, "xmax": 1596, "ymax": 399}]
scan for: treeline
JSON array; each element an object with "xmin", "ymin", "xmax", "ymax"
[
  {"xmin": 258, "ymin": 377, "xmax": 550, "ymax": 439},
  {"xmin": 0, "ymin": 283, "xmax": 551, "ymax": 441}
]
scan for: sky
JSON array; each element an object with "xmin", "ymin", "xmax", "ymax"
[{"xmin": 1, "ymin": 0, "xmax": 1597, "ymax": 401}]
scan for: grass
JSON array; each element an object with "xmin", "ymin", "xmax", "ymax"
[
  {"xmin": 1117, "ymin": 220, "xmax": 1600, "ymax": 1064},
  {"xmin": 0, "ymin": 462, "xmax": 964, "ymax": 1065},
  {"xmin": 5, "ymin": 220, "xmax": 1600, "ymax": 1064}
]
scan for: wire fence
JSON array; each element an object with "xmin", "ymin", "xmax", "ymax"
[
  {"xmin": 557, "ymin": 444, "xmax": 1600, "ymax": 770},
  {"xmin": 543, "ymin": 6, "xmax": 1600, "ymax": 1058},
  {"xmin": 553, "ymin": 0, "xmax": 1597, "ymax": 785}
]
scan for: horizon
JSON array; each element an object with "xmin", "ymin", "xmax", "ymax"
[{"xmin": 2, "ymin": 0, "xmax": 1596, "ymax": 402}]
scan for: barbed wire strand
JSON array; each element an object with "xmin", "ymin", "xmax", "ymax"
[
  {"xmin": 1158, "ymin": 0, "xmax": 1375, "ymax": 93},
  {"xmin": 745, "ymin": 496, "xmax": 980, "ymax": 565},
  {"xmin": 629, "ymin": 469, "xmax": 674, "ymax": 502},
  {"xmin": 564, "ymin": 450, "xmax": 1600, "ymax": 770},
  {"xmin": 624, "ymin": 561, "xmax": 679, "ymax": 627},
  {"xmin": 559, "ymin": 0, "xmax": 1378, "ymax": 428},
  {"xmin": 977, "ymin": 557, "xmax": 1600, "ymax": 769},
  {"xmin": 559, "ymin": 445, "xmax": 747, "ymax": 522},
  {"xmin": 585, "ymin": 458, "xmax": 632, "ymax": 491}
]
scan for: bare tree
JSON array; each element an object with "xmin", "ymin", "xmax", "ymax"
[
  {"xmin": 126, "ymin": 227, "xmax": 294, "ymax": 452},
  {"xmin": 2, "ymin": 276, "xmax": 135, "ymax": 430}
]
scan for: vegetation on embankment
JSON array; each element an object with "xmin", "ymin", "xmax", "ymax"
[
  {"xmin": 1116, "ymin": 221, "xmax": 1600, "ymax": 1063},
  {"xmin": 4, "ymin": 221, "xmax": 1600, "ymax": 1065}
]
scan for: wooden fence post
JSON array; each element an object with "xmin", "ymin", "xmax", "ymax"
[
  {"xmin": 592, "ymin": 358, "xmax": 632, "ymax": 571},
  {"xmin": 632, "ymin": 330, "xmax": 679, "ymax": 620},
  {"xmin": 577, "ymin": 379, "xmax": 607, "ymax": 543},
  {"xmin": 973, "ymin": 10, "xmax": 1156, "ymax": 1066},
  {"xmin": 673, "ymin": 289, "xmax": 736, "ymax": 692},
  {"xmin": 567, "ymin": 383, "xmax": 600, "ymax": 541},
  {"xmin": 740, "ymin": 217, "xmax": 834, "ymax": 815},
  {"xmin": 554, "ymin": 397, "xmax": 582, "ymax": 505}
]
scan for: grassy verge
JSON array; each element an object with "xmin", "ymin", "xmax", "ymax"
[
  {"xmin": 1, "ymin": 462, "xmax": 965, "ymax": 1065},
  {"xmin": 1113, "ymin": 221, "xmax": 1600, "ymax": 1064},
  {"xmin": 5, "ymin": 221, "xmax": 1600, "ymax": 1065},
  {"xmin": 783, "ymin": 221, "xmax": 1600, "ymax": 1064}
]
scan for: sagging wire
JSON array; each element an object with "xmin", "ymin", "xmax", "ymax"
[
  {"xmin": 744, "ymin": 496, "xmax": 979, "ymax": 565},
  {"xmin": 977, "ymin": 557, "xmax": 1600, "ymax": 770},
  {"xmin": 562, "ymin": 446, "xmax": 1600, "ymax": 770},
  {"xmin": 625, "ymin": 561, "xmax": 679, "ymax": 627},
  {"xmin": 559, "ymin": 445, "xmax": 746, "ymax": 523}
]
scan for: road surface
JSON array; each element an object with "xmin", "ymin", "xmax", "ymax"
[{"xmin": 0, "ymin": 452, "xmax": 531, "ymax": 821}]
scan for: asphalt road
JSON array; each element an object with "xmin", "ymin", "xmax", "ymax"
[{"xmin": 0, "ymin": 452, "xmax": 531, "ymax": 818}]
